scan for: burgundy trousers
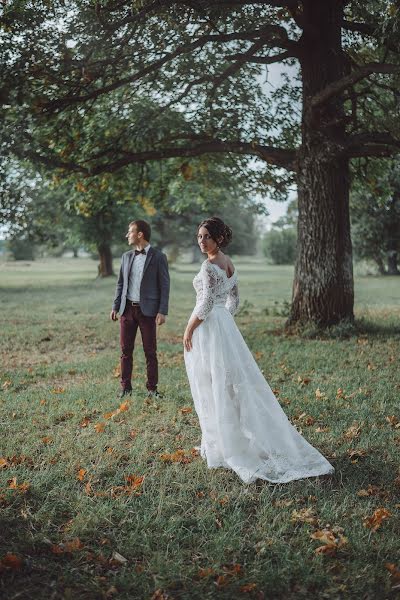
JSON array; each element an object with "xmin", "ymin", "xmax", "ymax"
[{"xmin": 120, "ymin": 303, "xmax": 158, "ymax": 392}]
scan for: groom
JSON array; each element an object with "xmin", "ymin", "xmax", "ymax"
[{"xmin": 110, "ymin": 220, "xmax": 170, "ymax": 399}]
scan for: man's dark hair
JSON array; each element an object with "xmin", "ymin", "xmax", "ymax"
[{"xmin": 131, "ymin": 220, "xmax": 151, "ymax": 242}]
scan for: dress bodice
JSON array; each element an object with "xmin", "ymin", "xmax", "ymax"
[{"xmin": 193, "ymin": 260, "xmax": 239, "ymax": 320}]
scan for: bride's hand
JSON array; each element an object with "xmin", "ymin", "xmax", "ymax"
[{"xmin": 183, "ymin": 328, "xmax": 193, "ymax": 352}]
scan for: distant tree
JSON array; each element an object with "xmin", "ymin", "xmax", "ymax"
[
  {"xmin": 263, "ymin": 198, "xmax": 297, "ymax": 264},
  {"xmin": 351, "ymin": 160, "xmax": 400, "ymax": 275},
  {"xmin": 263, "ymin": 227, "xmax": 297, "ymax": 264}
]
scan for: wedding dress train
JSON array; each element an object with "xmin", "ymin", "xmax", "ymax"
[{"xmin": 184, "ymin": 260, "xmax": 334, "ymax": 484}]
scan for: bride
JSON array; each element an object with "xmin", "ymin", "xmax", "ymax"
[{"xmin": 183, "ymin": 216, "xmax": 334, "ymax": 484}]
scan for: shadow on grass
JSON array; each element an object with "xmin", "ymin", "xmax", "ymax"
[{"xmin": 263, "ymin": 317, "xmax": 400, "ymax": 341}]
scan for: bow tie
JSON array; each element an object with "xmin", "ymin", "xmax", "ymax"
[{"xmin": 134, "ymin": 249, "xmax": 146, "ymax": 256}]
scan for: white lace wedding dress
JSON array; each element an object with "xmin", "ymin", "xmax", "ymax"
[{"xmin": 184, "ymin": 260, "xmax": 334, "ymax": 484}]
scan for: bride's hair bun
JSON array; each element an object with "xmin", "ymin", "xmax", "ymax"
[{"xmin": 198, "ymin": 216, "xmax": 232, "ymax": 248}]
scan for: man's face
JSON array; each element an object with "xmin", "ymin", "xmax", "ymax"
[{"xmin": 126, "ymin": 224, "xmax": 141, "ymax": 246}]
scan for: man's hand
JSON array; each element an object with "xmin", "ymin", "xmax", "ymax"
[
  {"xmin": 156, "ymin": 313, "xmax": 166, "ymax": 326},
  {"xmin": 110, "ymin": 310, "xmax": 118, "ymax": 321}
]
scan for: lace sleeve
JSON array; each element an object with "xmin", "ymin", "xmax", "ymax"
[
  {"xmin": 195, "ymin": 262, "xmax": 219, "ymax": 321},
  {"xmin": 225, "ymin": 282, "xmax": 239, "ymax": 315}
]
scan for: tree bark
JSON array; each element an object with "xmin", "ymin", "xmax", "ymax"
[
  {"xmin": 97, "ymin": 242, "xmax": 114, "ymax": 277},
  {"xmin": 288, "ymin": 0, "xmax": 354, "ymax": 326}
]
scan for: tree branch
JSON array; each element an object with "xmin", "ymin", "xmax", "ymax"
[
  {"xmin": 42, "ymin": 26, "xmax": 286, "ymax": 113},
  {"xmin": 311, "ymin": 63, "xmax": 400, "ymax": 109},
  {"xmin": 225, "ymin": 50, "xmax": 294, "ymax": 63},
  {"xmin": 86, "ymin": 139, "xmax": 297, "ymax": 174},
  {"xmin": 342, "ymin": 20, "xmax": 400, "ymax": 54},
  {"xmin": 346, "ymin": 132, "xmax": 400, "ymax": 158}
]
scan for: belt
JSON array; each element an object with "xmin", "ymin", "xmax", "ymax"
[{"xmin": 127, "ymin": 300, "xmax": 140, "ymax": 306}]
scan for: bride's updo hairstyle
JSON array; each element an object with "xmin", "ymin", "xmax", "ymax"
[{"xmin": 198, "ymin": 217, "xmax": 233, "ymax": 248}]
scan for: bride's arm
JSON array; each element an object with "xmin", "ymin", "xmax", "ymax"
[{"xmin": 184, "ymin": 263, "xmax": 218, "ymax": 351}]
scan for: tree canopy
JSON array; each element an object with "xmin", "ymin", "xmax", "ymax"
[{"xmin": 2, "ymin": 0, "xmax": 400, "ymax": 323}]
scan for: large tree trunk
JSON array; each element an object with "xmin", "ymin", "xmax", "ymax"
[
  {"xmin": 97, "ymin": 242, "xmax": 114, "ymax": 277},
  {"xmin": 288, "ymin": 0, "xmax": 354, "ymax": 326}
]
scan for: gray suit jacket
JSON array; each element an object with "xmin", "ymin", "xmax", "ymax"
[{"xmin": 112, "ymin": 247, "xmax": 170, "ymax": 317}]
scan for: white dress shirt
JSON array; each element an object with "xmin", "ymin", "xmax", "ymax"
[{"xmin": 127, "ymin": 244, "xmax": 150, "ymax": 302}]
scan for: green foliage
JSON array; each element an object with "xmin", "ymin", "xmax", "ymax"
[
  {"xmin": 351, "ymin": 159, "xmax": 400, "ymax": 274},
  {"xmin": 6, "ymin": 237, "xmax": 35, "ymax": 260},
  {"xmin": 263, "ymin": 227, "xmax": 297, "ymax": 265}
]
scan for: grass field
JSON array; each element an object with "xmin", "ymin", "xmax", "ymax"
[{"xmin": 0, "ymin": 257, "xmax": 399, "ymax": 600}]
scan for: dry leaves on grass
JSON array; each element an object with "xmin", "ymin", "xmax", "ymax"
[
  {"xmin": 41, "ymin": 436, "xmax": 53, "ymax": 444},
  {"xmin": 160, "ymin": 448, "xmax": 199, "ymax": 464},
  {"xmin": 240, "ymin": 583, "xmax": 258, "ymax": 593},
  {"xmin": 151, "ymin": 590, "xmax": 170, "ymax": 600},
  {"xmin": 0, "ymin": 553, "xmax": 23, "ymax": 571},
  {"xmin": 8, "ymin": 478, "xmax": 30, "ymax": 493},
  {"xmin": 347, "ymin": 448, "xmax": 368, "ymax": 463},
  {"xmin": 297, "ymin": 376, "xmax": 311, "ymax": 386},
  {"xmin": 310, "ymin": 527, "xmax": 348, "ymax": 556},
  {"xmin": 385, "ymin": 563, "xmax": 400, "ymax": 587},
  {"xmin": 180, "ymin": 407, "xmax": 192, "ymax": 414},
  {"xmin": 315, "ymin": 388, "xmax": 326, "ymax": 400},
  {"xmin": 94, "ymin": 422, "xmax": 106, "ymax": 433},
  {"xmin": 291, "ymin": 507, "xmax": 319, "ymax": 526},
  {"xmin": 77, "ymin": 468, "xmax": 86, "ymax": 481},
  {"xmin": 51, "ymin": 387, "xmax": 65, "ymax": 394},
  {"xmin": 344, "ymin": 422, "xmax": 361, "ymax": 440},
  {"xmin": 363, "ymin": 508, "xmax": 391, "ymax": 531},
  {"xmin": 110, "ymin": 474, "xmax": 144, "ymax": 497},
  {"xmin": 357, "ymin": 485, "xmax": 389, "ymax": 499},
  {"xmin": 104, "ymin": 400, "xmax": 130, "ymax": 421},
  {"xmin": 386, "ymin": 415, "xmax": 400, "ymax": 428},
  {"xmin": 51, "ymin": 538, "xmax": 84, "ymax": 554}
]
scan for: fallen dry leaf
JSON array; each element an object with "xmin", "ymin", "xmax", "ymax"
[
  {"xmin": 347, "ymin": 448, "xmax": 367, "ymax": 462},
  {"xmin": 291, "ymin": 507, "xmax": 319, "ymax": 525},
  {"xmin": 315, "ymin": 388, "xmax": 326, "ymax": 400},
  {"xmin": 0, "ymin": 458, "xmax": 9, "ymax": 469},
  {"xmin": 386, "ymin": 415, "xmax": 400, "ymax": 428},
  {"xmin": 180, "ymin": 407, "xmax": 192, "ymax": 414},
  {"xmin": 151, "ymin": 589, "xmax": 170, "ymax": 600},
  {"xmin": 125, "ymin": 475, "xmax": 144, "ymax": 490},
  {"xmin": 363, "ymin": 508, "xmax": 391, "ymax": 531},
  {"xmin": 80, "ymin": 416, "xmax": 91, "ymax": 428},
  {"xmin": 198, "ymin": 567, "xmax": 215, "ymax": 578},
  {"xmin": 385, "ymin": 563, "xmax": 400, "ymax": 583},
  {"xmin": 77, "ymin": 468, "xmax": 86, "ymax": 481},
  {"xmin": 160, "ymin": 448, "xmax": 198, "ymax": 464},
  {"xmin": 51, "ymin": 538, "xmax": 84, "ymax": 554},
  {"xmin": 240, "ymin": 583, "xmax": 258, "ymax": 593},
  {"xmin": 0, "ymin": 553, "xmax": 22, "ymax": 570},
  {"xmin": 344, "ymin": 422, "xmax": 361, "ymax": 440},
  {"xmin": 94, "ymin": 422, "xmax": 106, "ymax": 433},
  {"xmin": 111, "ymin": 551, "xmax": 128, "ymax": 565},
  {"xmin": 41, "ymin": 436, "xmax": 53, "ymax": 444},
  {"xmin": 113, "ymin": 366, "xmax": 121, "ymax": 378},
  {"xmin": 298, "ymin": 376, "xmax": 311, "ymax": 386},
  {"xmin": 311, "ymin": 527, "xmax": 348, "ymax": 556},
  {"xmin": 51, "ymin": 387, "xmax": 65, "ymax": 394},
  {"xmin": 315, "ymin": 426, "xmax": 329, "ymax": 433}
]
